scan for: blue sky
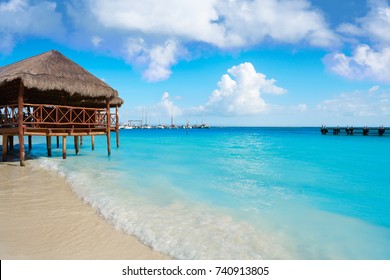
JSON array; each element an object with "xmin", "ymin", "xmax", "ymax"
[{"xmin": 1, "ymin": 0, "xmax": 390, "ymax": 126}]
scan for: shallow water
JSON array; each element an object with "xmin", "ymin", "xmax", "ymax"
[{"xmin": 30, "ymin": 127, "xmax": 390, "ymax": 259}]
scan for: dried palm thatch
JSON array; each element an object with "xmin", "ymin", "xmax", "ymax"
[
  {"xmin": 0, "ymin": 50, "xmax": 118, "ymax": 101},
  {"xmin": 79, "ymin": 96, "xmax": 124, "ymax": 108}
]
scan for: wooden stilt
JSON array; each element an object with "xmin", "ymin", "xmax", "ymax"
[
  {"xmin": 18, "ymin": 82, "xmax": 25, "ymax": 166},
  {"xmin": 9, "ymin": 136, "xmax": 14, "ymax": 151},
  {"xmin": 2, "ymin": 134, "xmax": 8, "ymax": 162},
  {"xmin": 115, "ymin": 105, "xmax": 120, "ymax": 148},
  {"xmin": 62, "ymin": 136, "xmax": 67, "ymax": 159},
  {"xmin": 106, "ymin": 98, "xmax": 111, "ymax": 156},
  {"xmin": 74, "ymin": 136, "xmax": 79, "ymax": 155},
  {"xmin": 28, "ymin": 135, "xmax": 32, "ymax": 150},
  {"xmin": 56, "ymin": 136, "xmax": 59, "ymax": 148},
  {"xmin": 91, "ymin": 135, "xmax": 95, "ymax": 151},
  {"xmin": 46, "ymin": 136, "xmax": 52, "ymax": 157}
]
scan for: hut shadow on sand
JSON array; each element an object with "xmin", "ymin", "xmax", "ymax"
[{"xmin": 0, "ymin": 50, "xmax": 124, "ymax": 166}]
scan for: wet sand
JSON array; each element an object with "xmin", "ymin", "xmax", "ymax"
[{"xmin": 0, "ymin": 161, "xmax": 170, "ymax": 259}]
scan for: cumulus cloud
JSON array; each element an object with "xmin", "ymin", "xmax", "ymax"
[
  {"xmin": 0, "ymin": 0, "xmax": 65, "ymax": 54},
  {"xmin": 337, "ymin": 0, "xmax": 390, "ymax": 46},
  {"xmin": 200, "ymin": 62, "xmax": 287, "ymax": 116},
  {"xmin": 124, "ymin": 38, "xmax": 182, "ymax": 82},
  {"xmin": 87, "ymin": 0, "xmax": 337, "ymax": 48},
  {"xmin": 143, "ymin": 40, "xmax": 180, "ymax": 82},
  {"xmin": 147, "ymin": 92, "xmax": 183, "ymax": 122},
  {"xmin": 1, "ymin": 0, "xmax": 338, "ymax": 80},
  {"xmin": 324, "ymin": 44, "xmax": 390, "ymax": 83},
  {"xmin": 216, "ymin": 0, "xmax": 338, "ymax": 47},
  {"xmin": 326, "ymin": 1, "xmax": 390, "ymax": 83},
  {"xmin": 69, "ymin": 0, "xmax": 337, "ymax": 81}
]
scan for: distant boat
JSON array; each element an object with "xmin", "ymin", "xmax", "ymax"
[{"xmin": 193, "ymin": 124, "xmax": 210, "ymax": 129}]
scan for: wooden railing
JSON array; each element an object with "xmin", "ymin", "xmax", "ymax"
[{"xmin": 0, "ymin": 103, "xmax": 118, "ymax": 129}]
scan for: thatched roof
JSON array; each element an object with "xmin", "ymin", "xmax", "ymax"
[
  {"xmin": 0, "ymin": 50, "xmax": 118, "ymax": 101},
  {"xmin": 79, "ymin": 96, "xmax": 124, "ymax": 108}
]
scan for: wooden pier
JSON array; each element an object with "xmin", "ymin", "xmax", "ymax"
[{"xmin": 320, "ymin": 126, "xmax": 388, "ymax": 136}]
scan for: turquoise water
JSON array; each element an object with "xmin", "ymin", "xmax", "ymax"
[{"xmin": 30, "ymin": 127, "xmax": 390, "ymax": 259}]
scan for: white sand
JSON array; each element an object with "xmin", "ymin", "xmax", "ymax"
[{"xmin": 0, "ymin": 161, "xmax": 170, "ymax": 259}]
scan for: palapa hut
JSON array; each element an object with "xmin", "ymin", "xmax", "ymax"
[{"xmin": 0, "ymin": 50, "xmax": 124, "ymax": 166}]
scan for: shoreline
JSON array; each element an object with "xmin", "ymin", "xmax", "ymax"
[{"xmin": 0, "ymin": 161, "xmax": 170, "ymax": 260}]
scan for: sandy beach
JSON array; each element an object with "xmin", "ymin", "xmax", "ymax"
[{"xmin": 0, "ymin": 161, "xmax": 169, "ymax": 260}]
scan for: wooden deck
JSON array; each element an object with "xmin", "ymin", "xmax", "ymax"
[{"xmin": 1, "ymin": 102, "xmax": 120, "ymax": 164}]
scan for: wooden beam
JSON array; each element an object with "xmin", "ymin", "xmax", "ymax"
[
  {"xmin": 62, "ymin": 136, "xmax": 67, "ymax": 159},
  {"xmin": 18, "ymin": 81, "xmax": 25, "ymax": 166},
  {"xmin": 46, "ymin": 136, "xmax": 52, "ymax": 157},
  {"xmin": 2, "ymin": 134, "xmax": 8, "ymax": 162},
  {"xmin": 106, "ymin": 98, "xmax": 111, "ymax": 156}
]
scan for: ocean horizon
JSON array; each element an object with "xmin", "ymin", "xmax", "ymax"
[{"xmin": 23, "ymin": 127, "xmax": 390, "ymax": 259}]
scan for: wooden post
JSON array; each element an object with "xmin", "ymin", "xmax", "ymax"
[
  {"xmin": 28, "ymin": 135, "xmax": 32, "ymax": 150},
  {"xmin": 46, "ymin": 136, "xmax": 52, "ymax": 157},
  {"xmin": 18, "ymin": 82, "xmax": 25, "ymax": 166},
  {"xmin": 2, "ymin": 134, "xmax": 7, "ymax": 162},
  {"xmin": 56, "ymin": 136, "xmax": 59, "ymax": 148},
  {"xmin": 106, "ymin": 98, "xmax": 111, "ymax": 156},
  {"xmin": 116, "ymin": 105, "xmax": 120, "ymax": 148},
  {"xmin": 91, "ymin": 135, "xmax": 95, "ymax": 151},
  {"xmin": 62, "ymin": 136, "xmax": 67, "ymax": 159},
  {"xmin": 9, "ymin": 136, "xmax": 14, "ymax": 151},
  {"xmin": 74, "ymin": 136, "xmax": 79, "ymax": 155}
]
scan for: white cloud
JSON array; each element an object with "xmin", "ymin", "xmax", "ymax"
[
  {"xmin": 143, "ymin": 40, "xmax": 179, "ymax": 82},
  {"xmin": 124, "ymin": 38, "xmax": 182, "ymax": 82},
  {"xmin": 216, "ymin": 0, "xmax": 338, "ymax": 48},
  {"xmin": 297, "ymin": 104, "xmax": 308, "ymax": 112},
  {"xmin": 326, "ymin": 1, "xmax": 390, "ymax": 83},
  {"xmin": 69, "ymin": 0, "xmax": 337, "ymax": 81},
  {"xmin": 1, "ymin": 0, "xmax": 338, "ymax": 80},
  {"xmin": 86, "ymin": 0, "xmax": 337, "ymax": 48},
  {"xmin": 147, "ymin": 92, "xmax": 183, "ymax": 122},
  {"xmin": 317, "ymin": 89, "xmax": 390, "ymax": 118},
  {"xmin": 91, "ymin": 36, "xmax": 103, "ymax": 47},
  {"xmin": 324, "ymin": 44, "xmax": 390, "ymax": 83},
  {"xmin": 0, "ymin": 0, "xmax": 65, "ymax": 53},
  {"xmin": 201, "ymin": 62, "xmax": 287, "ymax": 116},
  {"xmin": 369, "ymin": 85, "xmax": 380, "ymax": 95}
]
